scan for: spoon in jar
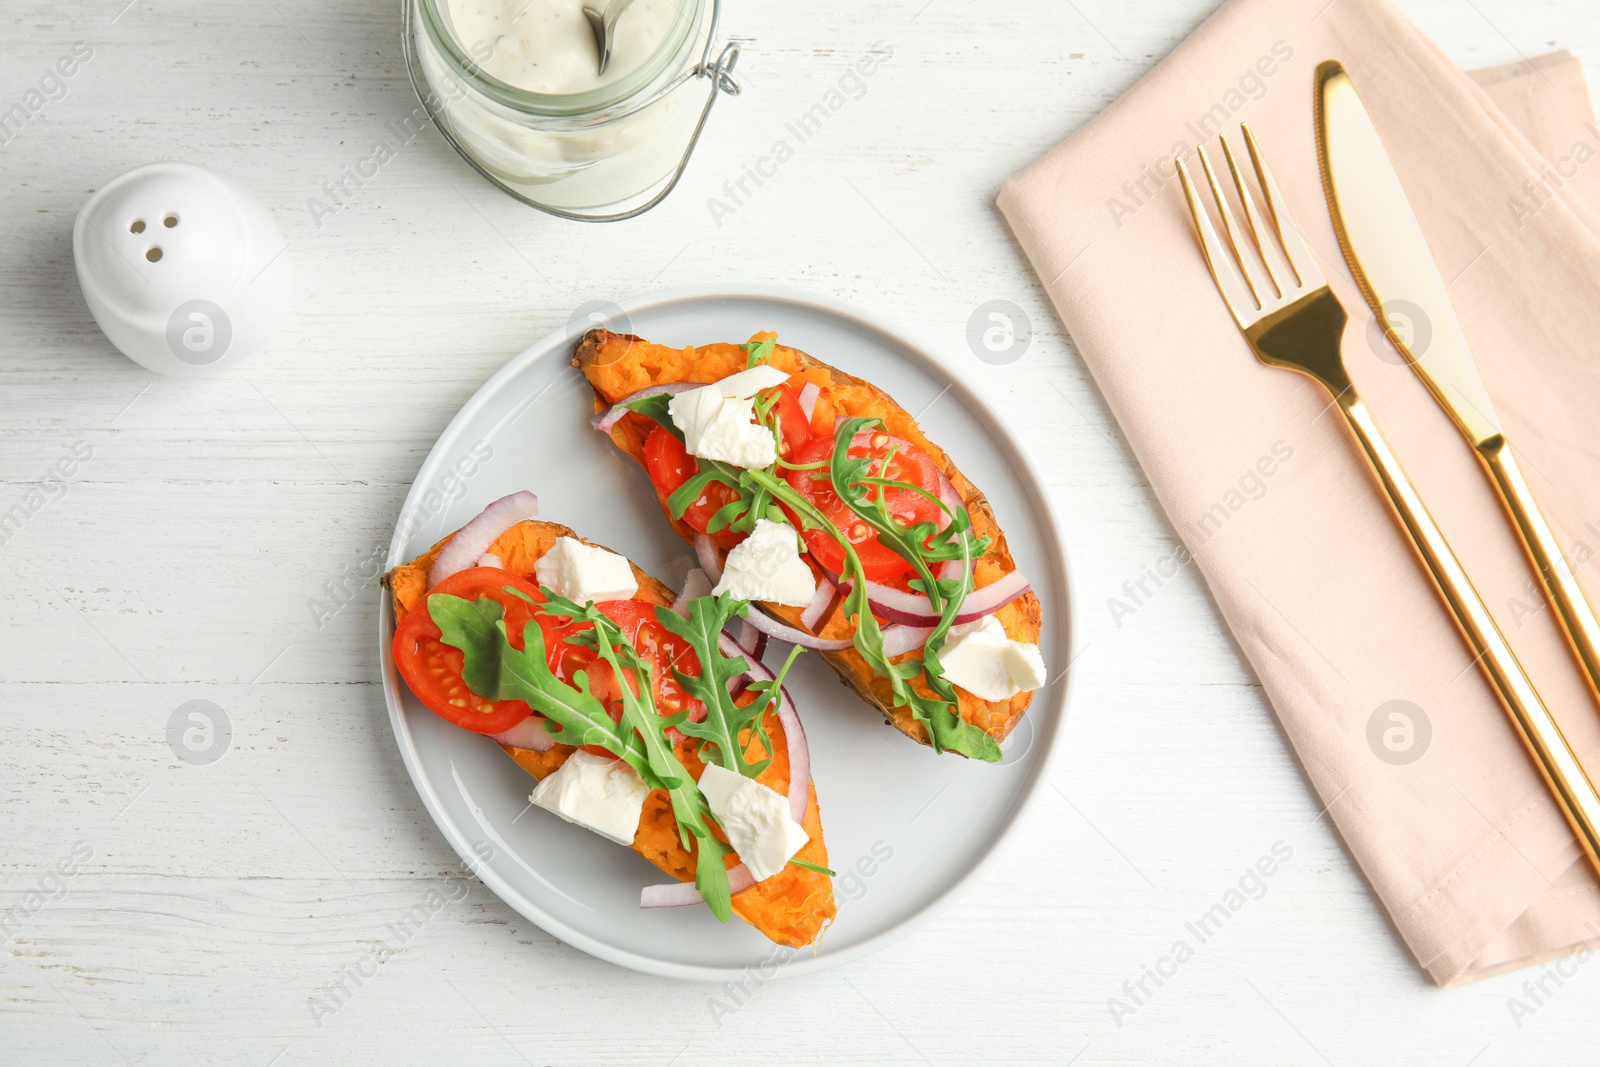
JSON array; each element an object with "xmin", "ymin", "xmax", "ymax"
[{"xmin": 581, "ymin": 0, "xmax": 637, "ymax": 75}]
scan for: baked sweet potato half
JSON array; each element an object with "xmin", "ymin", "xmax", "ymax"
[
  {"xmin": 386, "ymin": 517, "xmax": 835, "ymax": 948},
  {"xmin": 574, "ymin": 328, "xmax": 1045, "ymax": 760}
]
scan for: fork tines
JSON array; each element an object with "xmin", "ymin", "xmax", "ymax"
[{"xmin": 1175, "ymin": 125, "xmax": 1320, "ymax": 330}]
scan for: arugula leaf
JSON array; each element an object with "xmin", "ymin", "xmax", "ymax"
[
  {"xmin": 427, "ymin": 593, "xmax": 648, "ymax": 772},
  {"xmin": 654, "ymin": 595, "xmax": 773, "ymax": 778},
  {"xmin": 744, "ymin": 337, "xmax": 776, "ymax": 368},
  {"xmin": 541, "ymin": 591, "xmax": 737, "ymax": 921}
]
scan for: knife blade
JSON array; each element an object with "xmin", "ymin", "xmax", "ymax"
[{"xmin": 1313, "ymin": 61, "xmax": 1500, "ymax": 445}]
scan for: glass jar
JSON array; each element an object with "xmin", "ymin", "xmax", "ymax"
[{"xmin": 404, "ymin": 0, "xmax": 739, "ymax": 221}]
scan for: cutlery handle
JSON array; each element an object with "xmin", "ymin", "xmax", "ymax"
[
  {"xmin": 1479, "ymin": 440, "xmax": 1600, "ymax": 707},
  {"xmin": 1339, "ymin": 394, "xmax": 1600, "ymax": 875}
]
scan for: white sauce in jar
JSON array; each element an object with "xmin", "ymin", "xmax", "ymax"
[{"xmin": 446, "ymin": 0, "xmax": 680, "ymax": 94}]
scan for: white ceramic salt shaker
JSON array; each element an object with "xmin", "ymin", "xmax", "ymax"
[{"xmin": 73, "ymin": 162, "xmax": 292, "ymax": 376}]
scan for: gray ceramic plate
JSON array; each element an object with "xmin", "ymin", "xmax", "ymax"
[{"xmin": 378, "ymin": 284, "xmax": 1076, "ymax": 980}]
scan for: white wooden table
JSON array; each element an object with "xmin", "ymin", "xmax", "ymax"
[{"xmin": 4, "ymin": 0, "xmax": 1598, "ymax": 1062}]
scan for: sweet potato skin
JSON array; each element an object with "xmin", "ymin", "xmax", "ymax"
[
  {"xmin": 385, "ymin": 519, "xmax": 834, "ymax": 948},
  {"xmin": 572, "ymin": 328, "xmax": 1043, "ymax": 751}
]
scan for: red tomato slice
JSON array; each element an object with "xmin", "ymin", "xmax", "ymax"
[
  {"xmin": 393, "ymin": 570, "xmax": 705, "ymax": 748},
  {"xmin": 391, "ymin": 568, "xmax": 554, "ymax": 735},
  {"xmin": 783, "ymin": 432, "xmax": 942, "ymax": 582},
  {"xmin": 642, "ymin": 427, "xmax": 742, "ymax": 545}
]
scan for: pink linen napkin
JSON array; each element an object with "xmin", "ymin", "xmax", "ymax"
[{"xmin": 1000, "ymin": 0, "xmax": 1600, "ymax": 985}]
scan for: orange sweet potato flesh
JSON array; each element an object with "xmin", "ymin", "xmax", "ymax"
[
  {"xmin": 572, "ymin": 328, "xmax": 1043, "ymax": 751},
  {"xmin": 385, "ymin": 519, "xmax": 835, "ymax": 948}
]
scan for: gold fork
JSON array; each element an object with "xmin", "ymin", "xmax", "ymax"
[{"xmin": 1176, "ymin": 126, "xmax": 1600, "ymax": 878}]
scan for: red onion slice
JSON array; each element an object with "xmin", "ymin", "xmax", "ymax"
[
  {"xmin": 671, "ymin": 568, "xmax": 713, "ymax": 617},
  {"xmin": 694, "ymin": 533, "xmax": 723, "ymax": 584},
  {"xmin": 798, "ymin": 382, "xmax": 820, "ymax": 421},
  {"xmin": 426, "ymin": 491, "xmax": 539, "ymax": 589},
  {"xmin": 476, "ymin": 552, "xmax": 503, "ymax": 569},
  {"xmin": 641, "ymin": 863, "xmax": 755, "ymax": 908},
  {"xmin": 881, "ymin": 624, "xmax": 935, "ymax": 657},
  {"xmin": 800, "ymin": 576, "xmax": 834, "ymax": 630},
  {"xmin": 489, "ymin": 716, "xmax": 555, "ymax": 752},
  {"xmin": 737, "ymin": 619, "xmax": 768, "ymax": 663},
  {"xmin": 738, "ymin": 605, "xmax": 854, "ymax": 651},
  {"xmin": 590, "ymin": 383, "xmax": 706, "ymax": 434},
  {"xmin": 846, "ymin": 569, "xmax": 1032, "ymax": 628}
]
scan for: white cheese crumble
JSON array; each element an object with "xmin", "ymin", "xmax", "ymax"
[
  {"xmin": 534, "ymin": 536, "xmax": 638, "ymax": 604},
  {"xmin": 712, "ymin": 364, "xmax": 789, "ymax": 398},
  {"xmin": 712, "ymin": 519, "xmax": 816, "ymax": 606},
  {"xmin": 529, "ymin": 750, "xmax": 648, "ymax": 846},
  {"xmin": 937, "ymin": 615, "xmax": 1047, "ymax": 702},
  {"xmin": 696, "ymin": 763, "xmax": 810, "ymax": 882},
  {"xmin": 666, "ymin": 364, "xmax": 791, "ymax": 471}
]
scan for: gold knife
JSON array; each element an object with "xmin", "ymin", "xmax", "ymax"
[{"xmin": 1315, "ymin": 60, "xmax": 1600, "ymax": 716}]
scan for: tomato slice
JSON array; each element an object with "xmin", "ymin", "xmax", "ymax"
[
  {"xmin": 642, "ymin": 427, "xmax": 742, "ymax": 545},
  {"xmin": 783, "ymin": 432, "xmax": 942, "ymax": 582},
  {"xmin": 639, "ymin": 381, "xmax": 813, "ymax": 547},
  {"xmin": 391, "ymin": 568, "xmax": 555, "ymax": 735},
  {"xmin": 392, "ymin": 567, "xmax": 705, "ymax": 752}
]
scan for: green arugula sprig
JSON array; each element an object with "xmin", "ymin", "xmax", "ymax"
[
  {"xmin": 654, "ymin": 593, "xmax": 806, "ymax": 778},
  {"xmin": 428, "ymin": 588, "xmax": 737, "ymax": 920},
  {"xmin": 617, "ymin": 372, "xmax": 1002, "ymax": 760},
  {"xmin": 744, "ymin": 337, "xmax": 776, "ymax": 368},
  {"xmin": 547, "ymin": 593, "xmax": 737, "ymax": 919},
  {"xmin": 825, "ymin": 417, "xmax": 998, "ymax": 758}
]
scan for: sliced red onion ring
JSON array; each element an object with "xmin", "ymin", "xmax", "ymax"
[
  {"xmin": 476, "ymin": 552, "xmax": 503, "ymax": 569},
  {"xmin": 671, "ymin": 568, "xmax": 713, "ymax": 617},
  {"xmin": 933, "ymin": 466, "xmax": 964, "ymax": 531},
  {"xmin": 488, "ymin": 716, "xmax": 555, "ymax": 752},
  {"xmin": 881, "ymin": 624, "xmax": 935, "ymax": 657},
  {"xmin": 798, "ymin": 382, "xmax": 820, "ymax": 421},
  {"xmin": 845, "ymin": 569, "xmax": 1032, "ymax": 628},
  {"xmin": 738, "ymin": 619, "xmax": 768, "ymax": 663},
  {"xmin": 800, "ymin": 576, "xmax": 834, "ymax": 630},
  {"xmin": 641, "ymin": 864, "xmax": 755, "ymax": 908},
  {"xmin": 426, "ymin": 491, "xmax": 539, "ymax": 588},
  {"xmin": 694, "ymin": 533, "xmax": 723, "ymax": 584},
  {"xmin": 738, "ymin": 604, "xmax": 854, "ymax": 651},
  {"xmin": 590, "ymin": 383, "xmax": 706, "ymax": 434}
]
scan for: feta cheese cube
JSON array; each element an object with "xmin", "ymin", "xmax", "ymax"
[
  {"xmin": 667, "ymin": 385, "xmax": 779, "ymax": 470},
  {"xmin": 530, "ymin": 750, "xmax": 648, "ymax": 846},
  {"xmin": 534, "ymin": 536, "xmax": 638, "ymax": 604},
  {"xmin": 713, "ymin": 364, "xmax": 789, "ymax": 399},
  {"xmin": 937, "ymin": 615, "xmax": 1047, "ymax": 702},
  {"xmin": 696, "ymin": 763, "xmax": 811, "ymax": 882},
  {"xmin": 712, "ymin": 519, "xmax": 816, "ymax": 606}
]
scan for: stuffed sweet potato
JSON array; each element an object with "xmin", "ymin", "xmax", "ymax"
[
  {"xmin": 574, "ymin": 329, "xmax": 1045, "ymax": 759},
  {"xmin": 386, "ymin": 517, "xmax": 835, "ymax": 948}
]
